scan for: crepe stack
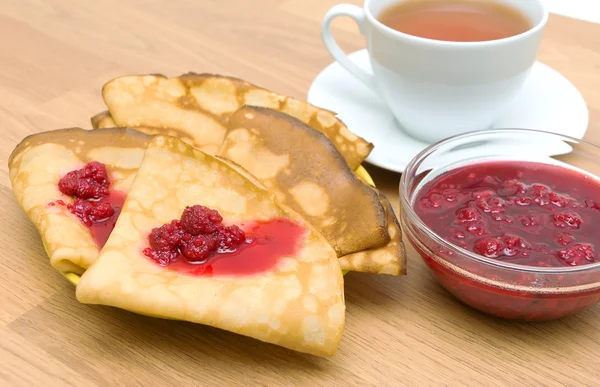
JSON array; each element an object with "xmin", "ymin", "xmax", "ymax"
[{"xmin": 8, "ymin": 73, "xmax": 406, "ymax": 356}]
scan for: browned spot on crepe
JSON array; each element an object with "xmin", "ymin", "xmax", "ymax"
[
  {"xmin": 219, "ymin": 106, "xmax": 394, "ymax": 265},
  {"xmin": 76, "ymin": 135, "xmax": 345, "ymax": 357},
  {"xmin": 339, "ymin": 189, "xmax": 407, "ymax": 275},
  {"xmin": 100, "ymin": 73, "xmax": 373, "ymax": 168},
  {"xmin": 8, "ymin": 128, "xmax": 150, "ymax": 274}
]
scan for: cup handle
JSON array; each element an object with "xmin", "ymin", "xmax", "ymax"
[{"xmin": 322, "ymin": 4, "xmax": 376, "ymax": 91}]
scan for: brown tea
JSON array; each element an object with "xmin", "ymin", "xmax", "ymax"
[{"xmin": 378, "ymin": 0, "xmax": 532, "ymax": 42}]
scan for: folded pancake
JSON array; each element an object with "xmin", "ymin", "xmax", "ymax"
[
  {"xmin": 339, "ymin": 190, "xmax": 407, "ymax": 275},
  {"xmin": 76, "ymin": 135, "xmax": 345, "ymax": 357},
  {"xmin": 8, "ymin": 128, "xmax": 150, "ymax": 274},
  {"xmin": 218, "ymin": 106, "xmax": 405, "ymax": 274},
  {"xmin": 100, "ymin": 73, "xmax": 373, "ymax": 168}
]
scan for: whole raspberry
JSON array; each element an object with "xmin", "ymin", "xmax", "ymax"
[
  {"xmin": 474, "ymin": 237, "xmax": 504, "ymax": 258},
  {"xmin": 58, "ymin": 161, "xmax": 110, "ymax": 200},
  {"xmin": 557, "ymin": 244, "xmax": 595, "ymax": 266},
  {"xmin": 148, "ymin": 220, "xmax": 184, "ymax": 251},
  {"xmin": 218, "ymin": 225, "xmax": 246, "ymax": 252},
  {"xmin": 180, "ymin": 205, "xmax": 223, "ymax": 235},
  {"xmin": 181, "ymin": 234, "xmax": 220, "ymax": 262}
]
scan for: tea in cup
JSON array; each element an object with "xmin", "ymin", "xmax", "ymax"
[{"xmin": 322, "ymin": 0, "xmax": 548, "ymax": 143}]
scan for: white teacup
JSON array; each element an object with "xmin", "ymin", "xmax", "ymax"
[{"xmin": 322, "ymin": 0, "xmax": 548, "ymax": 143}]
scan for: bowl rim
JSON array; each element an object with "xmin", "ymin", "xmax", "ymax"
[{"xmin": 400, "ymin": 128, "xmax": 600, "ymax": 274}]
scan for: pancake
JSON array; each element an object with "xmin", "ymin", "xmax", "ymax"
[
  {"xmin": 91, "ymin": 110, "xmax": 198, "ymax": 145},
  {"xmin": 8, "ymin": 128, "xmax": 150, "ymax": 274},
  {"xmin": 90, "ymin": 110, "xmax": 116, "ymax": 129},
  {"xmin": 339, "ymin": 190, "xmax": 407, "ymax": 275},
  {"xmin": 76, "ymin": 135, "xmax": 345, "ymax": 356},
  {"xmin": 219, "ymin": 106, "xmax": 406, "ymax": 275},
  {"xmin": 100, "ymin": 73, "xmax": 373, "ymax": 168}
]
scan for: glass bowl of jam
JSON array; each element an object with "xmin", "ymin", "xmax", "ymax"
[{"xmin": 400, "ymin": 129, "xmax": 600, "ymax": 321}]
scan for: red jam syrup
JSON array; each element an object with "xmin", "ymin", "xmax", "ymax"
[
  {"xmin": 143, "ymin": 205, "xmax": 306, "ymax": 276},
  {"xmin": 51, "ymin": 161, "xmax": 125, "ymax": 248},
  {"xmin": 413, "ymin": 160, "xmax": 600, "ymax": 320}
]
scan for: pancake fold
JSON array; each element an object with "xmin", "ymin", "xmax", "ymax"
[
  {"xmin": 98, "ymin": 73, "xmax": 373, "ymax": 168},
  {"xmin": 219, "ymin": 106, "xmax": 406, "ymax": 275},
  {"xmin": 76, "ymin": 135, "xmax": 346, "ymax": 357},
  {"xmin": 8, "ymin": 128, "xmax": 150, "ymax": 274}
]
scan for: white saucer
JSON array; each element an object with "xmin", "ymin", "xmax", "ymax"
[{"xmin": 307, "ymin": 49, "xmax": 589, "ymax": 173}]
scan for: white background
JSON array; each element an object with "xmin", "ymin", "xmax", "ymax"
[{"xmin": 543, "ymin": 0, "xmax": 600, "ymax": 23}]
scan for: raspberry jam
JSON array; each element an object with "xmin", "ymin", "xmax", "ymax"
[
  {"xmin": 51, "ymin": 162, "xmax": 124, "ymax": 248},
  {"xmin": 58, "ymin": 161, "xmax": 110, "ymax": 200},
  {"xmin": 143, "ymin": 205, "xmax": 306, "ymax": 276},
  {"xmin": 411, "ymin": 160, "xmax": 600, "ymax": 320},
  {"xmin": 416, "ymin": 161, "xmax": 600, "ymax": 267}
]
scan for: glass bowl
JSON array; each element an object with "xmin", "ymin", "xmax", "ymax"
[{"xmin": 400, "ymin": 129, "xmax": 600, "ymax": 321}]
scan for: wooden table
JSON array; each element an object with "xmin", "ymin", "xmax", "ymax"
[{"xmin": 1, "ymin": 1, "xmax": 599, "ymax": 385}]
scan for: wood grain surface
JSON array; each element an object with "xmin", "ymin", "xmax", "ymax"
[{"xmin": 1, "ymin": 0, "xmax": 599, "ymax": 386}]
